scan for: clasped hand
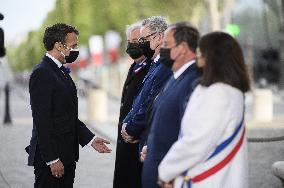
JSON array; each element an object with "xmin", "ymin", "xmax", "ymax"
[
  {"xmin": 157, "ymin": 179, "xmax": 173, "ymax": 188},
  {"xmin": 50, "ymin": 160, "xmax": 64, "ymax": 178},
  {"xmin": 121, "ymin": 123, "xmax": 139, "ymax": 143},
  {"xmin": 140, "ymin": 145, "xmax": 147, "ymax": 162}
]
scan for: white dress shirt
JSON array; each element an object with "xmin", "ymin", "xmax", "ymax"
[
  {"xmin": 173, "ymin": 60, "xmax": 195, "ymax": 79},
  {"xmin": 154, "ymin": 54, "xmax": 160, "ymax": 63}
]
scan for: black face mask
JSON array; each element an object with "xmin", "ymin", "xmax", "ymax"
[
  {"xmin": 160, "ymin": 48, "xmax": 174, "ymax": 69},
  {"xmin": 139, "ymin": 41, "xmax": 155, "ymax": 59},
  {"xmin": 65, "ymin": 50, "xmax": 79, "ymax": 63},
  {"xmin": 126, "ymin": 42, "xmax": 144, "ymax": 59}
]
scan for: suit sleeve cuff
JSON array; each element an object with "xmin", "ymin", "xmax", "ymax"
[
  {"xmin": 46, "ymin": 158, "xmax": 59, "ymax": 166},
  {"xmin": 86, "ymin": 136, "xmax": 96, "ymax": 147},
  {"xmin": 125, "ymin": 123, "xmax": 139, "ymax": 138}
]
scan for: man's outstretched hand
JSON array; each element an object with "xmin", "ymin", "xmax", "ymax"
[{"xmin": 91, "ymin": 137, "xmax": 112, "ymax": 153}]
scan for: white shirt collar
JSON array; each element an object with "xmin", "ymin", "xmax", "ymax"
[
  {"xmin": 154, "ymin": 54, "xmax": 160, "ymax": 63},
  {"xmin": 46, "ymin": 53, "xmax": 62, "ymax": 68},
  {"xmin": 174, "ymin": 59, "xmax": 195, "ymax": 79}
]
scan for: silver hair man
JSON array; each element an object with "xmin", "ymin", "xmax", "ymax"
[
  {"xmin": 126, "ymin": 21, "xmax": 142, "ymax": 37},
  {"xmin": 125, "ymin": 21, "xmax": 145, "ymax": 61},
  {"xmin": 142, "ymin": 16, "xmax": 168, "ymax": 33},
  {"xmin": 138, "ymin": 16, "xmax": 168, "ymax": 59}
]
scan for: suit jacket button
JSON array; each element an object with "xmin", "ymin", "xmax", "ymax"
[{"xmin": 121, "ymin": 103, "xmax": 124, "ymax": 107}]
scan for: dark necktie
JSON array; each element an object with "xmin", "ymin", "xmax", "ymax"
[
  {"xmin": 60, "ymin": 66, "xmax": 77, "ymax": 105},
  {"xmin": 60, "ymin": 66, "xmax": 71, "ymax": 75},
  {"xmin": 60, "ymin": 66, "xmax": 74, "ymax": 88}
]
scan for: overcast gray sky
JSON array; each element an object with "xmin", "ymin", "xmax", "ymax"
[{"xmin": 0, "ymin": 0, "xmax": 55, "ymax": 42}]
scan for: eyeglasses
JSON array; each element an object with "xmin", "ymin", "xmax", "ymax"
[
  {"xmin": 127, "ymin": 39, "xmax": 139, "ymax": 43},
  {"xmin": 138, "ymin": 32, "xmax": 157, "ymax": 44}
]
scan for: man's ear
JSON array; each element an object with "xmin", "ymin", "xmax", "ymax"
[
  {"xmin": 54, "ymin": 42, "xmax": 63, "ymax": 51},
  {"xmin": 180, "ymin": 42, "xmax": 188, "ymax": 54}
]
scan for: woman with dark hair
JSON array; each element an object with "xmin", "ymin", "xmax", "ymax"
[{"xmin": 157, "ymin": 32, "xmax": 250, "ymax": 188}]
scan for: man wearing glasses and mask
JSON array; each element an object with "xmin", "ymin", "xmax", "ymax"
[
  {"xmin": 26, "ymin": 23, "xmax": 111, "ymax": 188},
  {"xmin": 113, "ymin": 22, "xmax": 151, "ymax": 188},
  {"xmin": 121, "ymin": 16, "xmax": 172, "ymax": 161}
]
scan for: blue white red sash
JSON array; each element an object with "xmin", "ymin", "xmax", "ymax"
[{"xmin": 181, "ymin": 117, "xmax": 245, "ymax": 188}]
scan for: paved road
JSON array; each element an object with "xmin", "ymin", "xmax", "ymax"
[
  {"xmin": 0, "ymin": 87, "xmax": 116, "ymax": 188},
  {"xmin": 248, "ymin": 128, "xmax": 284, "ymax": 188},
  {"xmin": 1, "ymin": 85, "xmax": 284, "ymax": 187}
]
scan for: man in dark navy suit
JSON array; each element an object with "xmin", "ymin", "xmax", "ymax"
[
  {"xmin": 113, "ymin": 22, "xmax": 151, "ymax": 188},
  {"xmin": 141, "ymin": 22, "xmax": 200, "ymax": 188},
  {"xmin": 26, "ymin": 23, "xmax": 111, "ymax": 188}
]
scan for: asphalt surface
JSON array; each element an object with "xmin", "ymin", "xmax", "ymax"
[{"xmin": 1, "ymin": 84, "xmax": 284, "ymax": 187}]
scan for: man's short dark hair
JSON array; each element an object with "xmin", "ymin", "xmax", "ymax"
[
  {"xmin": 169, "ymin": 22, "xmax": 199, "ymax": 53},
  {"xmin": 43, "ymin": 23, "xmax": 79, "ymax": 51}
]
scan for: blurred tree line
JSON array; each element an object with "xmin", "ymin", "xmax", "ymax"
[
  {"xmin": 7, "ymin": 0, "xmax": 204, "ymax": 72},
  {"xmin": 10, "ymin": 0, "xmax": 271, "ymax": 75}
]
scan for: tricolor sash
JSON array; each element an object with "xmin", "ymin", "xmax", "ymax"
[{"xmin": 180, "ymin": 117, "xmax": 245, "ymax": 188}]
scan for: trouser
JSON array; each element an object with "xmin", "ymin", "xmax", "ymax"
[
  {"xmin": 34, "ymin": 162, "xmax": 76, "ymax": 188},
  {"xmin": 142, "ymin": 156, "xmax": 160, "ymax": 188},
  {"xmin": 113, "ymin": 139, "xmax": 143, "ymax": 188}
]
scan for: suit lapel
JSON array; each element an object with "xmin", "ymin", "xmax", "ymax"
[
  {"xmin": 42, "ymin": 56, "xmax": 68, "ymax": 84},
  {"xmin": 64, "ymin": 73, "xmax": 77, "ymax": 99},
  {"xmin": 125, "ymin": 58, "xmax": 151, "ymax": 86},
  {"xmin": 42, "ymin": 56, "xmax": 77, "ymax": 104},
  {"xmin": 176, "ymin": 63, "xmax": 196, "ymax": 82},
  {"xmin": 124, "ymin": 62, "xmax": 136, "ymax": 87},
  {"xmin": 162, "ymin": 63, "xmax": 197, "ymax": 95},
  {"xmin": 142, "ymin": 59, "xmax": 157, "ymax": 84}
]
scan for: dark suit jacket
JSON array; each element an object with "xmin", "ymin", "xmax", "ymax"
[
  {"xmin": 113, "ymin": 58, "xmax": 151, "ymax": 188},
  {"xmin": 26, "ymin": 55, "xmax": 94, "ymax": 167},
  {"xmin": 142, "ymin": 63, "xmax": 200, "ymax": 188},
  {"xmin": 124, "ymin": 60, "xmax": 172, "ymax": 138},
  {"xmin": 118, "ymin": 59, "xmax": 151, "ymax": 124}
]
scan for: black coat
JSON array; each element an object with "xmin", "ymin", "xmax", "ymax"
[
  {"xmin": 26, "ymin": 55, "xmax": 94, "ymax": 167},
  {"xmin": 113, "ymin": 58, "xmax": 151, "ymax": 188}
]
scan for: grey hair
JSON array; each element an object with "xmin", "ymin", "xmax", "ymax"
[
  {"xmin": 125, "ymin": 21, "xmax": 142, "ymax": 37},
  {"xmin": 142, "ymin": 16, "xmax": 168, "ymax": 33}
]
